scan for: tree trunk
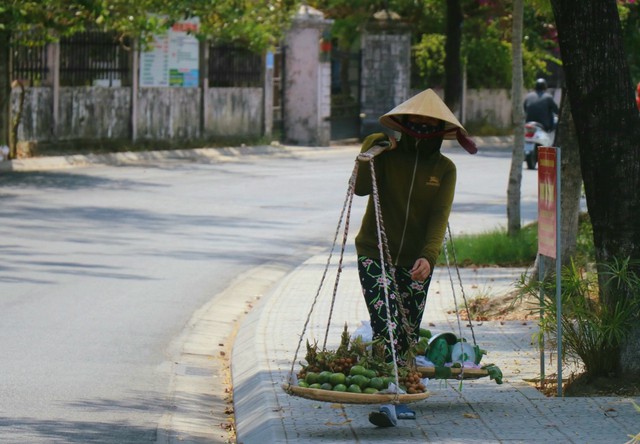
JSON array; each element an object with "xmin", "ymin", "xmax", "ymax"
[
  {"xmin": 555, "ymin": 94, "xmax": 583, "ymax": 265},
  {"xmin": 0, "ymin": 29, "xmax": 11, "ymax": 151},
  {"xmin": 506, "ymin": 0, "xmax": 524, "ymax": 237},
  {"xmin": 443, "ymin": 0, "xmax": 463, "ymax": 116},
  {"xmin": 551, "ymin": 0, "xmax": 640, "ymax": 376}
]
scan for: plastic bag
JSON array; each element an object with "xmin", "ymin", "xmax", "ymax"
[{"xmin": 351, "ymin": 320, "xmax": 373, "ymax": 343}]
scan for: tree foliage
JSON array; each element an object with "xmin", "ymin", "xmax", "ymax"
[
  {"xmin": 413, "ymin": 34, "xmax": 446, "ymax": 88},
  {"xmin": 0, "ymin": 0, "xmax": 299, "ymax": 149},
  {"xmin": 2, "ymin": 0, "xmax": 298, "ymax": 49},
  {"xmin": 307, "ymin": 0, "xmax": 437, "ymax": 48},
  {"xmin": 310, "ymin": 0, "xmax": 561, "ymax": 90},
  {"xmin": 192, "ymin": 0, "xmax": 298, "ymax": 50}
]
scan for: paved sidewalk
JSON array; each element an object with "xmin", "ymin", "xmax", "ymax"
[{"xmin": 232, "ymin": 249, "xmax": 640, "ymax": 444}]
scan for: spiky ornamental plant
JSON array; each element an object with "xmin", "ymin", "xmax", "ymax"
[{"xmin": 520, "ymin": 257, "xmax": 640, "ymax": 379}]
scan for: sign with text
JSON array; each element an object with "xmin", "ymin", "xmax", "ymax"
[
  {"xmin": 538, "ymin": 147, "xmax": 557, "ymax": 258},
  {"xmin": 140, "ymin": 18, "xmax": 200, "ymax": 87}
]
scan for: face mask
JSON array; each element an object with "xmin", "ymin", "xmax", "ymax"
[{"xmin": 404, "ymin": 119, "xmax": 444, "ymax": 136}]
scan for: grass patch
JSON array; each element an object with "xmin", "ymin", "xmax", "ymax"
[
  {"xmin": 462, "ymin": 120, "xmax": 514, "ymax": 137},
  {"xmin": 439, "ymin": 214, "xmax": 595, "ymax": 268},
  {"xmin": 439, "ymin": 224, "xmax": 538, "ymax": 267}
]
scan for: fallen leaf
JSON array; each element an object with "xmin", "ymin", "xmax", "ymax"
[
  {"xmin": 325, "ymin": 420, "xmax": 352, "ymax": 426},
  {"xmin": 463, "ymin": 413, "xmax": 479, "ymax": 419}
]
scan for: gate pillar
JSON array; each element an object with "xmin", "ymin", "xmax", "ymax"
[
  {"xmin": 360, "ymin": 10, "xmax": 411, "ymax": 137},
  {"xmin": 283, "ymin": 5, "xmax": 333, "ymax": 146}
]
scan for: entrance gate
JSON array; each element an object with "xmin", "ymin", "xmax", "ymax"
[{"xmin": 330, "ymin": 47, "xmax": 361, "ymax": 141}]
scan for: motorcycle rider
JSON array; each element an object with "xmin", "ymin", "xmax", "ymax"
[{"xmin": 523, "ymin": 78, "xmax": 559, "ymax": 132}]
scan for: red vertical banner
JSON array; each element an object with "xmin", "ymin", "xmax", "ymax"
[{"xmin": 538, "ymin": 147, "xmax": 557, "ymax": 258}]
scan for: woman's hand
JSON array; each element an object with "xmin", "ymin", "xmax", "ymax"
[{"xmin": 410, "ymin": 258, "xmax": 431, "ymax": 281}]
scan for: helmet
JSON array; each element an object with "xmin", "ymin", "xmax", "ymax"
[{"xmin": 535, "ymin": 78, "xmax": 547, "ymax": 91}]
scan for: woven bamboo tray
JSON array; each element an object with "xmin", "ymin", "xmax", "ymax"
[
  {"xmin": 283, "ymin": 384, "xmax": 430, "ymax": 404},
  {"xmin": 417, "ymin": 366, "xmax": 488, "ymax": 379}
]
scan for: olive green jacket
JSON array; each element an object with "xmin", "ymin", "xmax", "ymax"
[{"xmin": 354, "ymin": 132, "xmax": 456, "ymax": 269}]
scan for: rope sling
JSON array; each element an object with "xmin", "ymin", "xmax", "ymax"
[{"xmin": 285, "ymin": 144, "xmax": 481, "ymax": 403}]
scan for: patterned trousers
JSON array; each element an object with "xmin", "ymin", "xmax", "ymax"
[{"xmin": 357, "ymin": 256, "xmax": 432, "ymax": 365}]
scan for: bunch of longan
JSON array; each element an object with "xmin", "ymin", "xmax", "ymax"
[
  {"xmin": 400, "ymin": 370, "xmax": 426, "ymax": 394},
  {"xmin": 327, "ymin": 356, "xmax": 356, "ymax": 374}
]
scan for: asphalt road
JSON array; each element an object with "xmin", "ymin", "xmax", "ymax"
[{"xmin": 0, "ymin": 143, "xmax": 537, "ymax": 443}]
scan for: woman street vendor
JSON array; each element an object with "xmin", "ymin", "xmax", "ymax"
[{"xmin": 353, "ymin": 88, "xmax": 477, "ymax": 427}]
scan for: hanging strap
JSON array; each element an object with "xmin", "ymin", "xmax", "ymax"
[
  {"xmin": 441, "ymin": 223, "xmax": 479, "ymax": 382},
  {"xmin": 287, "ymin": 159, "xmax": 359, "ymax": 385},
  {"xmin": 287, "ymin": 145, "xmax": 407, "ymax": 403},
  {"xmin": 444, "ymin": 223, "xmax": 477, "ymax": 346}
]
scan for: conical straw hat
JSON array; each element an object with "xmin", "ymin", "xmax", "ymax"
[
  {"xmin": 379, "ymin": 89, "xmax": 465, "ymax": 137},
  {"xmin": 379, "ymin": 89, "xmax": 477, "ymax": 154}
]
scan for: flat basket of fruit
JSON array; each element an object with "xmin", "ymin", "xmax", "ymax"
[
  {"xmin": 413, "ymin": 331, "xmax": 503, "ymax": 384},
  {"xmin": 283, "ymin": 324, "xmax": 430, "ymax": 404},
  {"xmin": 284, "ymin": 382, "xmax": 429, "ymax": 404}
]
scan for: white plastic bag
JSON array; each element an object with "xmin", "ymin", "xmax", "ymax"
[{"xmin": 351, "ymin": 320, "xmax": 373, "ymax": 343}]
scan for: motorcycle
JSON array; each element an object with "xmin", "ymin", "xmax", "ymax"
[{"xmin": 524, "ymin": 120, "xmax": 555, "ymax": 170}]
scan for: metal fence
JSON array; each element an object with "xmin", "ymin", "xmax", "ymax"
[
  {"xmin": 208, "ymin": 44, "xmax": 263, "ymax": 87},
  {"xmin": 59, "ymin": 31, "xmax": 131, "ymax": 87},
  {"xmin": 12, "ymin": 34, "xmax": 265, "ymax": 89},
  {"xmin": 11, "ymin": 41, "xmax": 49, "ymax": 85}
]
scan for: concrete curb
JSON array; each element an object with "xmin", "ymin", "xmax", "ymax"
[
  {"xmin": 0, "ymin": 137, "xmax": 513, "ymax": 172},
  {"xmin": 0, "ymin": 144, "xmax": 305, "ymax": 172}
]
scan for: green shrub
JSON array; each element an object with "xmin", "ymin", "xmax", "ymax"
[{"xmin": 413, "ymin": 33, "xmax": 446, "ymax": 88}]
